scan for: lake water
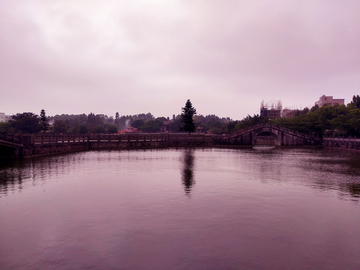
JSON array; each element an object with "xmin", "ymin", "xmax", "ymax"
[{"xmin": 0, "ymin": 148, "xmax": 360, "ymax": 270}]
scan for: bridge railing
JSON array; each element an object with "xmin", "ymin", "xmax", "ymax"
[
  {"xmin": 0, "ymin": 132, "xmax": 23, "ymax": 144},
  {"xmin": 323, "ymin": 136, "xmax": 360, "ymax": 142},
  {"xmin": 3, "ymin": 133, "xmax": 217, "ymax": 146},
  {"xmin": 33, "ymin": 134, "xmax": 88, "ymax": 145},
  {"xmin": 323, "ymin": 136, "xmax": 360, "ymax": 149}
]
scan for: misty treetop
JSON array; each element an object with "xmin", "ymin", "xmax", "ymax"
[
  {"xmin": 352, "ymin": 95, "xmax": 360, "ymax": 109},
  {"xmin": 194, "ymin": 114, "xmax": 233, "ymax": 134}
]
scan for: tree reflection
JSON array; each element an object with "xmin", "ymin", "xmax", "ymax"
[
  {"xmin": 340, "ymin": 183, "xmax": 360, "ymax": 198},
  {"xmin": 0, "ymin": 154, "xmax": 74, "ymax": 197},
  {"xmin": 182, "ymin": 149, "xmax": 195, "ymax": 197}
]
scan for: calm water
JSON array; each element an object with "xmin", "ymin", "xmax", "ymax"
[{"xmin": 0, "ymin": 148, "xmax": 360, "ymax": 270}]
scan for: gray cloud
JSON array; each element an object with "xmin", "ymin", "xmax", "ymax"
[{"xmin": 1, "ymin": 0, "xmax": 359, "ymax": 119}]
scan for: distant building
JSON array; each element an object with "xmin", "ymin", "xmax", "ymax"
[
  {"xmin": 160, "ymin": 120, "xmax": 172, "ymax": 132},
  {"xmin": 315, "ymin": 95, "xmax": 344, "ymax": 107},
  {"xmin": 260, "ymin": 107, "xmax": 281, "ymax": 118},
  {"xmin": 0, "ymin": 113, "xmax": 11, "ymax": 122},
  {"xmin": 196, "ymin": 126, "xmax": 203, "ymax": 133},
  {"xmin": 281, "ymin": 108, "xmax": 298, "ymax": 118},
  {"xmin": 260, "ymin": 100, "xmax": 282, "ymax": 119}
]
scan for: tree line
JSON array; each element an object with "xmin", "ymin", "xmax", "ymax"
[
  {"xmin": 227, "ymin": 95, "xmax": 360, "ymax": 138},
  {"xmin": 271, "ymin": 95, "xmax": 360, "ymax": 137},
  {"xmin": 2, "ymin": 96, "xmax": 360, "ymax": 137},
  {"xmin": 0, "ymin": 100, "xmax": 229, "ymax": 134},
  {"xmin": 0, "ymin": 100, "xmax": 223, "ymax": 134}
]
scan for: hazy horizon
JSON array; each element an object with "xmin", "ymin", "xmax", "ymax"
[{"xmin": 1, "ymin": 0, "xmax": 359, "ymax": 119}]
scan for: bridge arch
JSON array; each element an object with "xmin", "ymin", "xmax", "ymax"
[
  {"xmin": 253, "ymin": 130, "xmax": 278, "ymax": 146},
  {"xmin": 223, "ymin": 123, "xmax": 320, "ymax": 146}
]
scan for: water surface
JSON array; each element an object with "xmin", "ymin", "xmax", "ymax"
[{"xmin": 0, "ymin": 148, "xmax": 360, "ymax": 269}]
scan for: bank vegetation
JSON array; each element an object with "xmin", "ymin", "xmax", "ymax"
[{"xmin": 1, "ymin": 95, "xmax": 360, "ymax": 137}]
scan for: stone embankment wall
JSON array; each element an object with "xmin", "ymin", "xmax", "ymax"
[
  {"xmin": 323, "ymin": 137, "xmax": 360, "ymax": 150},
  {"xmin": 23, "ymin": 143, "xmax": 89, "ymax": 157}
]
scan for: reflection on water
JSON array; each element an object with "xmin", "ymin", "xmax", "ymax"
[
  {"xmin": 181, "ymin": 149, "xmax": 195, "ymax": 196},
  {"xmin": 1, "ymin": 148, "xmax": 360, "ymax": 269},
  {"xmin": 0, "ymin": 153, "xmax": 85, "ymax": 197},
  {"xmin": 1, "ymin": 148, "xmax": 360, "ymax": 200},
  {"xmin": 340, "ymin": 183, "xmax": 360, "ymax": 198}
]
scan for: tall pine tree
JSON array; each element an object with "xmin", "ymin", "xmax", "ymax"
[
  {"xmin": 181, "ymin": 99, "xmax": 196, "ymax": 134},
  {"xmin": 40, "ymin": 109, "xmax": 49, "ymax": 131}
]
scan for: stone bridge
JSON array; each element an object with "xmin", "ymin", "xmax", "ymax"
[
  {"xmin": 219, "ymin": 123, "xmax": 321, "ymax": 146},
  {"xmin": 0, "ymin": 125, "xmax": 321, "ymax": 158},
  {"xmin": 0, "ymin": 132, "xmax": 216, "ymax": 158}
]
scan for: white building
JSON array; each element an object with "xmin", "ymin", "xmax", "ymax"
[
  {"xmin": 0, "ymin": 113, "xmax": 11, "ymax": 122},
  {"xmin": 315, "ymin": 95, "xmax": 344, "ymax": 107}
]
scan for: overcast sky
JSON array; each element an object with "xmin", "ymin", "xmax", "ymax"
[{"xmin": 1, "ymin": 0, "xmax": 359, "ymax": 120}]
